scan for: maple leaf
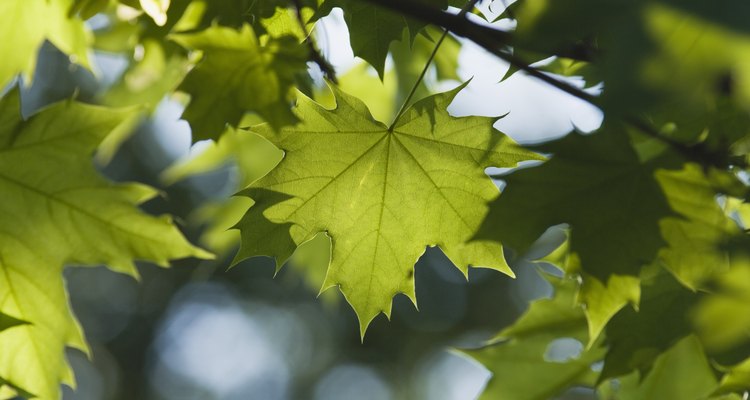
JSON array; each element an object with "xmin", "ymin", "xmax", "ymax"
[
  {"xmin": 602, "ymin": 336, "xmax": 717, "ymax": 399},
  {"xmin": 0, "ymin": 89, "xmax": 211, "ymax": 400},
  {"xmin": 182, "ymin": 0, "xmax": 298, "ymax": 29},
  {"xmin": 656, "ymin": 164, "xmax": 743, "ymax": 287},
  {"xmin": 234, "ymin": 84, "xmax": 539, "ymax": 333},
  {"xmin": 171, "ymin": 25, "xmax": 308, "ymax": 141},
  {"xmin": 479, "ymin": 129, "xmax": 674, "ymax": 280},
  {"xmin": 599, "ymin": 268, "xmax": 696, "ymax": 380},
  {"xmin": 318, "ymin": 0, "xmax": 413, "ymax": 79},
  {"xmin": 540, "ymin": 238, "xmax": 640, "ymax": 345},
  {"xmin": 317, "ymin": 0, "xmax": 464, "ymax": 78},
  {"xmin": 0, "ymin": 0, "xmax": 91, "ymax": 87},
  {"xmin": 466, "ymin": 273, "xmax": 605, "ymax": 400}
]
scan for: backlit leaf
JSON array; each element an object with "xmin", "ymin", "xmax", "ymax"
[
  {"xmin": 656, "ymin": 164, "xmax": 742, "ymax": 287},
  {"xmin": 0, "ymin": 89, "xmax": 210, "ymax": 400},
  {"xmin": 600, "ymin": 268, "xmax": 696, "ymax": 380},
  {"xmin": 235, "ymin": 83, "xmax": 540, "ymax": 333},
  {"xmin": 0, "ymin": 0, "xmax": 91, "ymax": 87},
  {"xmin": 318, "ymin": 0, "xmax": 464, "ymax": 78},
  {"xmin": 538, "ymin": 239, "xmax": 640, "ymax": 346},
  {"xmin": 608, "ymin": 336, "xmax": 717, "ymax": 400},
  {"xmin": 171, "ymin": 24, "xmax": 308, "ymax": 141}
]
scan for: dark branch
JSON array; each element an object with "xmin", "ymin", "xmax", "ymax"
[
  {"xmin": 359, "ymin": 0, "xmax": 512, "ymax": 49},
  {"xmin": 358, "ymin": 0, "xmax": 746, "ymax": 169},
  {"xmin": 291, "ymin": 0, "xmax": 338, "ymax": 83},
  {"xmin": 357, "ymin": 0, "xmax": 594, "ymax": 62}
]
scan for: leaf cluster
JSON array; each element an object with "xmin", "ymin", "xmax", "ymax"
[{"xmin": 3, "ymin": 0, "xmax": 750, "ymax": 399}]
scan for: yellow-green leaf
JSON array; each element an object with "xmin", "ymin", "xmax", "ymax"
[
  {"xmin": 0, "ymin": 89, "xmax": 210, "ymax": 400},
  {"xmin": 539, "ymin": 238, "xmax": 641, "ymax": 345},
  {"xmin": 171, "ymin": 24, "xmax": 308, "ymax": 141},
  {"xmin": 656, "ymin": 164, "xmax": 741, "ymax": 287},
  {"xmin": 235, "ymin": 84, "xmax": 540, "ymax": 333},
  {"xmin": 0, "ymin": 0, "xmax": 91, "ymax": 87},
  {"xmin": 579, "ymin": 273, "xmax": 640, "ymax": 346},
  {"xmin": 611, "ymin": 336, "xmax": 717, "ymax": 400}
]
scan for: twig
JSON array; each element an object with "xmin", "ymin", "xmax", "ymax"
[
  {"xmin": 389, "ymin": 0, "xmax": 481, "ymax": 131},
  {"xmin": 357, "ymin": 0, "xmax": 594, "ymax": 62},
  {"xmin": 389, "ymin": 30, "xmax": 450, "ymax": 131},
  {"xmin": 360, "ymin": 0, "xmax": 745, "ymax": 169},
  {"xmin": 291, "ymin": 0, "xmax": 338, "ymax": 83}
]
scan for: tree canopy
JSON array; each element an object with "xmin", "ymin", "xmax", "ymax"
[{"xmin": 2, "ymin": 0, "xmax": 750, "ymax": 399}]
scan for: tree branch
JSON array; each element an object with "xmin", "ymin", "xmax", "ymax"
[
  {"xmin": 362, "ymin": 0, "xmax": 513, "ymax": 47},
  {"xmin": 389, "ymin": 0, "xmax": 479, "ymax": 130},
  {"xmin": 291, "ymin": 0, "xmax": 338, "ymax": 83},
  {"xmin": 357, "ymin": 0, "xmax": 745, "ymax": 169},
  {"xmin": 357, "ymin": 0, "xmax": 594, "ymax": 62}
]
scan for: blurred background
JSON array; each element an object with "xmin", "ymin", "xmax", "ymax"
[{"xmin": 18, "ymin": 3, "xmax": 604, "ymax": 399}]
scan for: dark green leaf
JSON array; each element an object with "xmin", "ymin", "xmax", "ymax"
[{"xmin": 479, "ymin": 128, "xmax": 673, "ymax": 280}]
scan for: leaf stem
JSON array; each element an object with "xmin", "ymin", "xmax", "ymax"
[
  {"xmin": 388, "ymin": 0, "xmax": 480, "ymax": 132},
  {"xmin": 291, "ymin": 0, "xmax": 338, "ymax": 83},
  {"xmin": 388, "ymin": 29, "xmax": 449, "ymax": 131}
]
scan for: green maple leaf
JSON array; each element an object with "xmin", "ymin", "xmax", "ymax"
[
  {"xmin": 541, "ymin": 239, "xmax": 640, "ymax": 345},
  {"xmin": 319, "ymin": 0, "xmax": 411, "ymax": 78},
  {"xmin": 171, "ymin": 24, "xmax": 308, "ymax": 141},
  {"xmin": 234, "ymin": 84, "xmax": 539, "ymax": 333},
  {"xmin": 466, "ymin": 273, "xmax": 605, "ymax": 400},
  {"xmin": 0, "ymin": 90, "xmax": 211, "ymax": 400},
  {"xmin": 318, "ymin": 0, "xmax": 463, "ymax": 78},
  {"xmin": 479, "ymin": 129, "xmax": 674, "ymax": 280},
  {"xmin": 656, "ymin": 164, "xmax": 743, "ymax": 287},
  {"xmin": 604, "ymin": 336, "xmax": 717, "ymax": 400},
  {"xmin": 0, "ymin": 0, "xmax": 91, "ymax": 87},
  {"xmin": 184, "ymin": 0, "xmax": 310, "ymax": 30},
  {"xmin": 578, "ymin": 273, "xmax": 640, "ymax": 345},
  {"xmin": 600, "ymin": 268, "xmax": 696, "ymax": 380}
]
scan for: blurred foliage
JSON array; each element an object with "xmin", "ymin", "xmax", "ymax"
[
  {"xmin": 171, "ymin": 25, "xmax": 308, "ymax": 140},
  {"xmin": 467, "ymin": 272, "xmax": 605, "ymax": 400},
  {"xmin": 3, "ymin": 0, "xmax": 750, "ymax": 399}
]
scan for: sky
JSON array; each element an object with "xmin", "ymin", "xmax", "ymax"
[{"xmin": 318, "ymin": 6, "xmax": 603, "ymax": 145}]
